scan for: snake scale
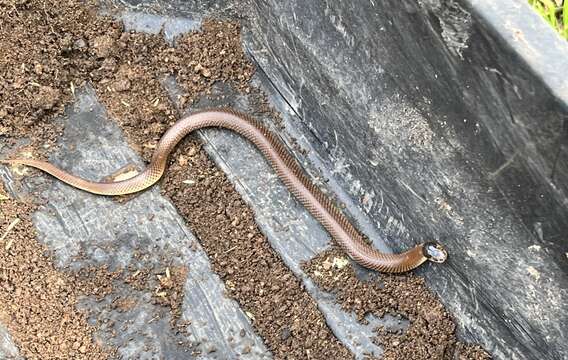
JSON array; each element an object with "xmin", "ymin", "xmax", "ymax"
[{"xmin": 1, "ymin": 108, "xmax": 447, "ymax": 273}]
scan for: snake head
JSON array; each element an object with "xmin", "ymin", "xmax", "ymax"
[{"xmin": 422, "ymin": 242, "xmax": 448, "ymax": 263}]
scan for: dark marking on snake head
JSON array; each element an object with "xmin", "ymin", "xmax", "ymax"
[{"xmin": 422, "ymin": 241, "xmax": 448, "ymax": 263}]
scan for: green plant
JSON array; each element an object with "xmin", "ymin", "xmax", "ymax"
[{"xmin": 528, "ymin": 0, "xmax": 568, "ymax": 39}]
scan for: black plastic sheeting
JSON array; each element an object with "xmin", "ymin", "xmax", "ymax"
[
  {"xmin": 1, "ymin": 0, "xmax": 567, "ymax": 359},
  {"xmin": 244, "ymin": 0, "xmax": 568, "ymax": 359}
]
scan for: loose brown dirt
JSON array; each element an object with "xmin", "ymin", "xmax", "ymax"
[
  {"xmin": 303, "ymin": 249, "xmax": 490, "ymax": 360},
  {"xmin": 160, "ymin": 138, "xmax": 353, "ymax": 359},
  {"xmin": 0, "ymin": 0, "xmax": 490, "ymax": 359},
  {"xmin": 0, "ymin": 193, "xmax": 113, "ymax": 359}
]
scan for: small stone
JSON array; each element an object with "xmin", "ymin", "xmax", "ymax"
[
  {"xmin": 188, "ymin": 147, "xmax": 198, "ymax": 156},
  {"xmin": 178, "ymin": 155, "xmax": 188, "ymax": 166},
  {"xmin": 280, "ymin": 327, "xmax": 291, "ymax": 341},
  {"xmin": 113, "ymin": 78, "xmax": 131, "ymax": 92},
  {"xmin": 73, "ymin": 38, "xmax": 86, "ymax": 49}
]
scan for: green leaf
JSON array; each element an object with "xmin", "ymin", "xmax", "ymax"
[
  {"xmin": 528, "ymin": 0, "xmax": 567, "ymax": 39},
  {"xmin": 563, "ymin": 0, "xmax": 568, "ymax": 38}
]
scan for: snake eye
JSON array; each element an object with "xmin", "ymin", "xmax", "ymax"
[{"xmin": 423, "ymin": 242, "xmax": 448, "ymax": 263}]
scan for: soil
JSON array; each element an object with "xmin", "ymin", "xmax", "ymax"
[
  {"xmin": 160, "ymin": 138, "xmax": 353, "ymax": 359},
  {"xmin": 0, "ymin": 0, "xmax": 490, "ymax": 359},
  {"xmin": 303, "ymin": 249, "xmax": 490, "ymax": 360},
  {"xmin": 0, "ymin": 192, "xmax": 112, "ymax": 359}
]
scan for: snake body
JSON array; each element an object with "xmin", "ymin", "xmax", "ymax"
[{"xmin": 1, "ymin": 109, "xmax": 447, "ymax": 273}]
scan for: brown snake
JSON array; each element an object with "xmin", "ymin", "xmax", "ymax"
[{"xmin": 1, "ymin": 108, "xmax": 447, "ymax": 273}]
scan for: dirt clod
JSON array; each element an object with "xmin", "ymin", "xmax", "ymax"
[{"xmin": 33, "ymin": 86, "xmax": 61, "ymax": 110}]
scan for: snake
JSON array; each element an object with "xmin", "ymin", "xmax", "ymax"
[{"xmin": 1, "ymin": 108, "xmax": 447, "ymax": 273}]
